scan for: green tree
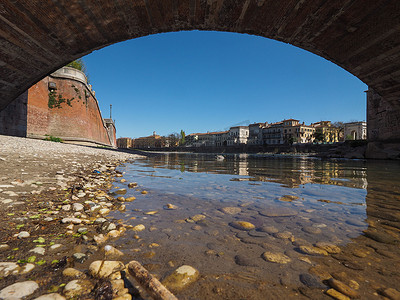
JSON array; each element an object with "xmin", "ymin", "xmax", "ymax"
[
  {"xmin": 314, "ymin": 129, "xmax": 325, "ymax": 142},
  {"xmin": 179, "ymin": 130, "xmax": 186, "ymax": 145},
  {"xmin": 66, "ymin": 59, "xmax": 90, "ymax": 83},
  {"xmin": 287, "ymin": 136, "xmax": 297, "ymax": 145}
]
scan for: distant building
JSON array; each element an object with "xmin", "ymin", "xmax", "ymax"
[
  {"xmin": 248, "ymin": 123, "xmax": 267, "ymax": 145},
  {"xmin": 117, "ymin": 137, "xmax": 133, "ymax": 148},
  {"xmin": 344, "ymin": 121, "xmax": 367, "ymax": 140},
  {"xmin": 312, "ymin": 121, "xmax": 340, "ymax": 143},
  {"xmin": 263, "ymin": 122, "xmax": 284, "ymax": 145},
  {"xmin": 134, "ymin": 132, "xmax": 165, "ymax": 148},
  {"xmin": 215, "ymin": 131, "xmax": 229, "ymax": 147},
  {"xmin": 227, "ymin": 126, "xmax": 249, "ymax": 146}
]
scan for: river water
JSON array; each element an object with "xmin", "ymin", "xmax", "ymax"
[{"xmin": 110, "ymin": 153, "xmax": 400, "ymax": 299}]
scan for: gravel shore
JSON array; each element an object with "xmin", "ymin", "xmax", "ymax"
[
  {"xmin": 0, "ymin": 134, "xmax": 142, "ymax": 205},
  {"xmin": 0, "ymin": 135, "xmax": 145, "ymax": 299}
]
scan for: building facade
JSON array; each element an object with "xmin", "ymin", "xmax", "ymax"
[
  {"xmin": 248, "ymin": 123, "xmax": 267, "ymax": 145},
  {"xmin": 263, "ymin": 122, "xmax": 284, "ymax": 145},
  {"xmin": 117, "ymin": 137, "xmax": 133, "ymax": 148},
  {"xmin": 227, "ymin": 126, "xmax": 249, "ymax": 146},
  {"xmin": 312, "ymin": 121, "xmax": 340, "ymax": 143},
  {"xmin": 344, "ymin": 121, "xmax": 367, "ymax": 140},
  {"xmin": 134, "ymin": 132, "xmax": 165, "ymax": 148}
]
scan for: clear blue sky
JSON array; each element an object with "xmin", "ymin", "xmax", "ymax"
[{"xmin": 83, "ymin": 30, "xmax": 367, "ymax": 139}]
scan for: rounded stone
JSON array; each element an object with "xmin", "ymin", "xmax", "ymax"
[
  {"xmin": 72, "ymin": 203, "xmax": 84, "ymax": 211},
  {"xmin": 229, "ymin": 221, "xmax": 256, "ymax": 231},
  {"xmin": 262, "ymin": 251, "xmax": 291, "ymax": 264},
  {"xmin": 63, "ymin": 280, "xmax": 94, "ymax": 298},
  {"xmin": 63, "ymin": 268, "xmax": 86, "ymax": 278},
  {"xmin": 107, "ymin": 230, "xmax": 121, "ymax": 238},
  {"xmin": 20, "ymin": 263, "xmax": 35, "ymax": 274},
  {"xmin": 162, "ymin": 265, "xmax": 200, "ymax": 292},
  {"xmin": 0, "ymin": 262, "xmax": 19, "ymax": 277},
  {"xmin": 125, "ymin": 197, "xmax": 136, "ymax": 202},
  {"xmin": 115, "ymin": 189, "xmax": 127, "ymax": 195},
  {"xmin": 220, "ymin": 207, "xmax": 241, "ymax": 214},
  {"xmin": 164, "ymin": 203, "xmax": 178, "ymax": 210},
  {"xmin": 34, "ymin": 293, "xmax": 66, "ymax": 300},
  {"xmin": 0, "ymin": 281, "xmax": 39, "ymax": 299},
  {"xmin": 234, "ymin": 255, "xmax": 258, "ymax": 267},
  {"xmin": 299, "ymin": 245, "xmax": 329, "ymax": 256},
  {"xmin": 132, "ymin": 224, "xmax": 145, "ymax": 232},
  {"xmin": 104, "ymin": 245, "xmax": 124, "ymax": 259},
  {"xmin": 302, "ymin": 226, "xmax": 322, "ymax": 234},
  {"xmin": 299, "ymin": 273, "xmax": 326, "ymax": 289},
  {"xmin": 279, "ymin": 195, "xmax": 299, "ymax": 202},
  {"xmin": 315, "ymin": 242, "xmax": 341, "ymax": 254},
  {"xmin": 89, "ymin": 261, "xmax": 125, "ymax": 278},
  {"xmin": 30, "ymin": 247, "xmax": 45, "ymax": 255},
  {"xmin": 258, "ymin": 225, "xmax": 279, "ymax": 234},
  {"xmin": 327, "ymin": 278, "xmax": 359, "ymax": 298},
  {"xmin": 274, "ymin": 231, "xmax": 293, "ymax": 240},
  {"xmin": 72, "ymin": 253, "xmax": 87, "ymax": 263},
  {"xmin": 18, "ymin": 231, "xmax": 30, "ymax": 239}
]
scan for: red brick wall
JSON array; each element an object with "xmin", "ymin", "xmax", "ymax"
[{"xmin": 27, "ymin": 76, "xmax": 114, "ymax": 146}]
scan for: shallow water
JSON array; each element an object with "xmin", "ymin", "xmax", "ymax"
[{"xmin": 111, "ymin": 153, "xmax": 400, "ymax": 299}]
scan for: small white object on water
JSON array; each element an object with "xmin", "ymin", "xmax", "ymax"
[{"xmin": 104, "ymin": 245, "xmax": 112, "ymax": 252}]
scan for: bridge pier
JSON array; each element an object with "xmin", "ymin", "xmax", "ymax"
[{"xmin": 366, "ymin": 89, "xmax": 400, "ymax": 159}]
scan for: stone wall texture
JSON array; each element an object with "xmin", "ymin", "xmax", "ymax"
[
  {"xmin": 367, "ymin": 89, "xmax": 400, "ymax": 142},
  {"xmin": 0, "ymin": 91, "xmax": 28, "ymax": 137}
]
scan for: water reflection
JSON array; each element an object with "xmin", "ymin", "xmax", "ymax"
[
  {"xmin": 143, "ymin": 153, "xmax": 368, "ymax": 189},
  {"xmin": 112, "ymin": 154, "xmax": 400, "ymax": 299}
]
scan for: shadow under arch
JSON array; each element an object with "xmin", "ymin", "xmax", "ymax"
[{"xmin": 1, "ymin": 0, "xmax": 400, "ymax": 111}]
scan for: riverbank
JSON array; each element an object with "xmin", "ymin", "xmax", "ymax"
[
  {"xmin": 0, "ymin": 135, "xmax": 147, "ymax": 299},
  {"xmin": 128, "ymin": 140, "xmax": 400, "ymax": 160}
]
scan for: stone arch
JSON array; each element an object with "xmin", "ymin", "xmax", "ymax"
[{"xmin": 1, "ymin": 1, "xmax": 400, "ymax": 140}]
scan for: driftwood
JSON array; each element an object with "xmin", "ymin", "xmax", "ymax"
[{"xmin": 128, "ymin": 260, "xmax": 178, "ymax": 300}]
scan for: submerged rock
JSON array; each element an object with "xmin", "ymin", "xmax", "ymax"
[
  {"xmin": 230, "ymin": 221, "xmax": 256, "ymax": 231},
  {"xmin": 220, "ymin": 207, "xmax": 241, "ymax": 214},
  {"xmin": 262, "ymin": 251, "xmax": 291, "ymax": 264},
  {"xmin": 162, "ymin": 265, "xmax": 200, "ymax": 292},
  {"xmin": 63, "ymin": 279, "xmax": 94, "ymax": 298},
  {"xmin": 315, "ymin": 242, "xmax": 341, "ymax": 254},
  {"xmin": 63, "ymin": 268, "xmax": 86, "ymax": 278},
  {"xmin": 115, "ymin": 189, "xmax": 127, "ymax": 195},
  {"xmin": 299, "ymin": 245, "xmax": 329, "ymax": 256},
  {"xmin": 327, "ymin": 278, "xmax": 359, "ymax": 298},
  {"xmin": 164, "ymin": 203, "xmax": 178, "ymax": 210}
]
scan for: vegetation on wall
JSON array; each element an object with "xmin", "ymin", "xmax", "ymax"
[
  {"xmin": 48, "ymin": 84, "xmax": 88, "ymax": 109},
  {"xmin": 48, "ymin": 90, "xmax": 75, "ymax": 109},
  {"xmin": 44, "ymin": 135, "xmax": 63, "ymax": 143}
]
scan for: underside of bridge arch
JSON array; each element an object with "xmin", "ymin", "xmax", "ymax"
[{"xmin": 1, "ymin": 0, "xmax": 400, "ymax": 141}]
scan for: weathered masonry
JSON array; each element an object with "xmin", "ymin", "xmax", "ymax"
[
  {"xmin": 0, "ymin": 67, "xmax": 116, "ymax": 147},
  {"xmin": 1, "ymin": 1, "xmax": 400, "ymax": 142}
]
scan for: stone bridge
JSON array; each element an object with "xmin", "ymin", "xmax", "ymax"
[{"xmin": 1, "ymin": 0, "xmax": 400, "ymax": 141}]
